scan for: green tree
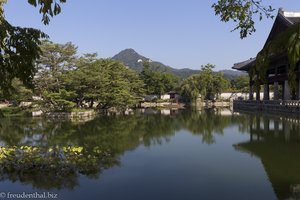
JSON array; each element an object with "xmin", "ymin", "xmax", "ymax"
[
  {"xmin": 212, "ymin": 0, "xmax": 275, "ymax": 38},
  {"xmin": 180, "ymin": 64, "xmax": 230, "ymax": 102},
  {"xmin": 198, "ymin": 64, "xmax": 230, "ymax": 100},
  {"xmin": 8, "ymin": 78, "xmax": 33, "ymax": 104},
  {"xmin": 0, "ymin": 0, "xmax": 67, "ymax": 92},
  {"xmin": 34, "ymin": 40, "xmax": 77, "ymax": 111},
  {"xmin": 66, "ymin": 57, "xmax": 144, "ymax": 110},
  {"xmin": 180, "ymin": 75, "xmax": 202, "ymax": 102},
  {"xmin": 64, "ymin": 53, "xmax": 107, "ymax": 108},
  {"xmin": 41, "ymin": 89, "xmax": 76, "ymax": 111},
  {"xmin": 90, "ymin": 59, "xmax": 144, "ymax": 109},
  {"xmin": 0, "ymin": 0, "xmax": 66, "ymax": 115},
  {"xmin": 34, "ymin": 40, "xmax": 77, "ymax": 95},
  {"xmin": 231, "ymin": 75, "xmax": 249, "ymax": 92},
  {"xmin": 141, "ymin": 62, "xmax": 179, "ymax": 95},
  {"xmin": 0, "ymin": 17, "xmax": 47, "ymax": 93}
]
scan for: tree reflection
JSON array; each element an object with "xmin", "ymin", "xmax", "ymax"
[
  {"xmin": 178, "ymin": 109, "xmax": 242, "ymax": 144},
  {"xmin": 0, "ymin": 145, "xmax": 118, "ymax": 190},
  {"xmin": 0, "ymin": 109, "xmax": 243, "ymax": 189}
]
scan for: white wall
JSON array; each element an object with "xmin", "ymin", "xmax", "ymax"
[
  {"xmin": 220, "ymin": 92, "xmax": 274, "ymax": 100},
  {"xmin": 160, "ymin": 94, "xmax": 170, "ymax": 100}
]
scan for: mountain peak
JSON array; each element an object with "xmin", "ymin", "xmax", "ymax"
[
  {"xmin": 112, "ymin": 48, "xmax": 149, "ymax": 71},
  {"xmin": 112, "ymin": 49, "xmax": 244, "ymax": 79},
  {"xmin": 120, "ymin": 48, "xmax": 139, "ymax": 54}
]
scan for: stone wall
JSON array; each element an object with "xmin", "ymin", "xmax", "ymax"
[
  {"xmin": 233, "ymin": 100, "xmax": 300, "ymax": 114},
  {"xmin": 43, "ymin": 111, "xmax": 96, "ymax": 119},
  {"xmin": 140, "ymin": 102, "xmax": 185, "ymax": 108},
  {"xmin": 0, "ymin": 104, "xmax": 10, "ymax": 109}
]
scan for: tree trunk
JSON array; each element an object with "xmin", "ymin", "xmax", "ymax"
[{"xmin": 89, "ymin": 99, "xmax": 94, "ymax": 108}]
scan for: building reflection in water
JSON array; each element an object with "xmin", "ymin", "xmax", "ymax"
[{"xmin": 235, "ymin": 112, "xmax": 300, "ymax": 200}]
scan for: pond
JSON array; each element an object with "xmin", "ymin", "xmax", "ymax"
[{"xmin": 0, "ymin": 108, "xmax": 300, "ymax": 200}]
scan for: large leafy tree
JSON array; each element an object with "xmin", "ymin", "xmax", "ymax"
[
  {"xmin": 199, "ymin": 64, "xmax": 230, "ymax": 100},
  {"xmin": 0, "ymin": 14, "xmax": 47, "ymax": 94},
  {"xmin": 140, "ymin": 62, "xmax": 180, "ymax": 95},
  {"xmin": 0, "ymin": 0, "xmax": 66, "ymax": 93},
  {"xmin": 33, "ymin": 40, "xmax": 77, "ymax": 111},
  {"xmin": 180, "ymin": 64, "xmax": 230, "ymax": 101},
  {"xmin": 181, "ymin": 75, "xmax": 202, "ymax": 102},
  {"xmin": 34, "ymin": 40, "xmax": 77, "ymax": 94},
  {"xmin": 67, "ymin": 58, "xmax": 145, "ymax": 110}
]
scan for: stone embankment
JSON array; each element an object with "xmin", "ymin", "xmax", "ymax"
[{"xmin": 233, "ymin": 100, "xmax": 300, "ymax": 114}]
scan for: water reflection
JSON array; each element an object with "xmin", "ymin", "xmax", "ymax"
[
  {"xmin": 0, "ymin": 109, "xmax": 300, "ymax": 200},
  {"xmin": 235, "ymin": 112, "xmax": 300, "ymax": 200},
  {"xmin": 0, "ymin": 109, "xmax": 241, "ymax": 190}
]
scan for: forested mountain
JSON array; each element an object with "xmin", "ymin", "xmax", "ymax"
[
  {"xmin": 112, "ymin": 48, "xmax": 245, "ymax": 79},
  {"xmin": 112, "ymin": 49, "xmax": 199, "ymax": 79}
]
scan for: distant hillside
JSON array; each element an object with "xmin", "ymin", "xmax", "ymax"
[
  {"xmin": 219, "ymin": 70, "xmax": 247, "ymax": 80},
  {"xmin": 112, "ymin": 49, "xmax": 199, "ymax": 79},
  {"xmin": 112, "ymin": 48, "xmax": 245, "ymax": 79}
]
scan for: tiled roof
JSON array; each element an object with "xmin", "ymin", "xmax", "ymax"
[
  {"xmin": 232, "ymin": 9, "xmax": 300, "ymax": 72},
  {"xmin": 232, "ymin": 58, "xmax": 256, "ymax": 71}
]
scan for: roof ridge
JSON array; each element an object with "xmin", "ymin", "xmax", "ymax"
[{"xmin": 278, "ymin": 10, "xmax": 294, "ymax": 26}]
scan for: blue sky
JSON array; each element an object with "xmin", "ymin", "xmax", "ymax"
[{"xmin": 4, "ymin": 0, "xmax": 300, "ymax": 70}]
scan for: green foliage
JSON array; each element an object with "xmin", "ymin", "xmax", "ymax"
[
  {"xmin": 212, "ymin": 0, "xmax": 274, "ymax": 38},
  {"xmin": 141, "ymin": 61, "xmax": 180, "ymax": 95},
  {"xmin": 181, "ymin": 75, "xmax": 201, "ymax": 102},
  {"xmin": 0, "ymin": 145, "xmax": 115, "ymax": 189},
  {"xmin": 27, "ymin": 0, "xmax": 67, "ymax": 25},
  {"xmin": 34, "ymin": 40, "xmax": 77, "ymax": 94},
  {"xmin": 231, "ymin": 75, "xmax": 249, "ymax": 92},
  {"xmin": 0, "ymin": 106, "xmax": 29, "ymax": 117},
  {"xmin": 0, "ymin": 1, "xmax": 7, "ymax": 20},
  {"xmin": 34, "ymin": 44, "xmax": 145, "ymax": 111},
  {"xmin": 0, "ymin": 0, "xmax": 65, "ymax": 95},
  {"xmin": 33, "ymin": 41, "xmax": 78, "ymax": 111},
  {"xmin": 93, "ymin": 59, "xmax": 144, "ymax": 109},
  {"xmin": 0, "ymin": 20, "xmax": 48, "ymax": 93},
  {"xmin": 180, "ymin": 64, "xmax": 230, "ymax": 101},
  {"xmin": 254, "ymin": 23, "xmax": 300, "ymax": 91},
  {"xmin": 112, "ymin": 48, "xmax": 199, "ymax": 79},
  {"xmin": 42, "ymin": 89, "xmax": 76, "ymax": 112},
  {"xmin": 38, "ymin": 40, "xmax": 77, "ymax": 72},
  {"xmin": 65, "ymin": 57, "xmax": 144, "ymax": 110},
  {"xmin": 7, "ymin": 78, "xmax": 33, "ymax": 103}
]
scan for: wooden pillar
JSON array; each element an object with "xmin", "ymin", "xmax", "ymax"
[
  {"xmin": 274, "ymin": 82, "xmax": 279, "ymax": 100},
  {"xmin": 263, "ymin": 83, "xmax": 269, "ymax": 100},
  {"xmin": 284, "ymin": 80, "xmax": 291, "ymax": 100},
  {"xmin": 249, "ymin": 80, "xmax": 254, "ymax": 100},
  {"xmin": 256, "ymin": 83, "xmax": 260, "ymax": 101}
]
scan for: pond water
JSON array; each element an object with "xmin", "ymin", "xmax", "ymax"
[{"xmin": 0, "ymin": 109, "xmax": 300, "ymax": 200}]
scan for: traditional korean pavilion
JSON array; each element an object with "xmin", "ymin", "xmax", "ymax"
[{"xmin": 233, "ymin": 9, "xmax": 300, "ymax": 101}]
